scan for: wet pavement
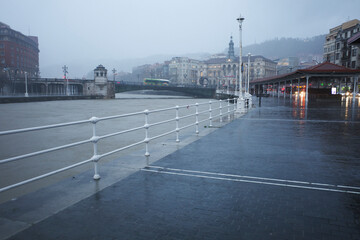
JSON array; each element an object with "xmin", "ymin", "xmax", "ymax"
[{"xmin": 2, "ymin": 97, "xmax": 360, "ymax": 239}]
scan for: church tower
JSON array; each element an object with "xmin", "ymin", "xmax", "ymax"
[{"xmin": 228, "ymin": 36, "xmax": 235, "ymax": 60}]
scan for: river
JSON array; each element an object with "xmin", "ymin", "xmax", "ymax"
[{"xmin": 0, "ymin": 91, "xmax": 233, "ymax": 203}]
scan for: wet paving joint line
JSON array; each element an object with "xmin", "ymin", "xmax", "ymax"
[
  {"xmin": 240, "ymin": 118, "xmax": 360, "ymax": 124},
  {"xmin": 141, "ymin": 166, "xmax": 360, "ymax": 195}
]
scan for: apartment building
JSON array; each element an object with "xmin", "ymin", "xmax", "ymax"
[{"xmin": 324, "ymin": 19, "xmax": 360, "ymax": 69}]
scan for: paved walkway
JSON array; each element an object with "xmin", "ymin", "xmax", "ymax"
[{"xmin": 2, "ymin": 98, "xmax": 360, "ymax": 239}]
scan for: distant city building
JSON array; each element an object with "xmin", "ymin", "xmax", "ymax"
[
  {"xmin": 132, "ymin": 62, "xmax": 169, "ymax": 83},
  {"xmin": 169, "ymin": 57, "xmax": 200, "ymax": 85},
  {"xmin": 323, "ymin": 19, "xmax": 360, "ymax": 69},
  {"xmin": 0, "ymin": 22, "xmax": 40, "ymax": 79},
  {"xmin": 203, "ymin": 37, "xmax": 276, "ymax": 86},
  {"xmin": 131, "ymin": 37, "xmax": 276, "ymax": 87}
]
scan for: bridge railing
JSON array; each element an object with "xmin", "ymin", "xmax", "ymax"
[{"xmin": 0, "ymin": 98, "xmax": 238, "ymax": 193}]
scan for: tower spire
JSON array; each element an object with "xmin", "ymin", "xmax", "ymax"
[{"xmin": 228, "ymin": 36, "xmax": 235, "ymax": 60}]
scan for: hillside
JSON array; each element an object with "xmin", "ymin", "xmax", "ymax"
[{"xmin": 237, "ymin": 34, "xmax": 326, "ymax": 60}]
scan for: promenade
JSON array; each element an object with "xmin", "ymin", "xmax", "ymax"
[{"xmin": 1, "ymin": 97, "xmax": 360, "ymax": 239}]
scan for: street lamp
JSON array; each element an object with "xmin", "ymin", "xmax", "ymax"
[
  {"xmin": 247, "ymin": 53, "xmax": 251, "ymax": 94},
  {"xmin": 62, "ymin": 65, "xmax": 69, "ymax": 96},
  {"xmin": 237, "ymin": 15, "xmax": 245, "ymax": 113},
  {"xmin": 112, "ymin": 68, "xmax": 117, "ymax": 81}
]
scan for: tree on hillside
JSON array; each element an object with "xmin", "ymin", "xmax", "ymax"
[{"xmin": 228, "ymin": 34, "xmax": 326, "ymax": 60}]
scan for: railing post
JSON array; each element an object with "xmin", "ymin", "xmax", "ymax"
[
  {"xmin": 209, "ymin": 100, "xmax": 213, "ymax": 127},
  {"xmin": 227, "ymin": 98, "xmax": 231, "ymax": 121},
  {"xmin": 144, "ymin": 110, "xmax": 150, "ymax": 166},
  {"xmin": 90, "ymin": 117, "xmax": 100, "ymax": 180},
  {"xmin": 219, "ymin": 100, "xmax": 223, "ymax": 123},
  {"xmin": 195, "ymin": 103, "xmax": 199, "ymax": 135},
  {"xmin": 175, "ymin": 106, "xmax": 180, "ymax": 143},
  {"xmin": 233, "ymin": 98, "xmax": 236, "ymax": 112}
]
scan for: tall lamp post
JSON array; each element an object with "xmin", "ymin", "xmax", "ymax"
[
  {"xmin": 112, "ymin": 68, "xmax": 117, "ymax": 81},
  {"xmin": 247, "ymin": 53, "xmax": 251, "ymax": 94},
  {"xmin": 62, "ymin": 65, "xmax": 69, "ymax": 96},
  {"xmin": 237, "ymin": 15, "xmax": 245, "ymax": 112}
]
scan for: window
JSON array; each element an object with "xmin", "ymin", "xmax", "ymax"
[
  {"xmin": 336, "ymin": 53, "xmax": 340, "ymax": 60},
  {"xmin": 336, "ymin": 43, "xmax": 340, "ymax": 50},
  {"xmin": 351, "ymin": 61, "xmax": 356, "ymax": 68},
  {"xmin": 352, "ymin": 48, "xmax": 357, "ymax": 57},
  {"xmin": 0, "ymin": 43, "xmax": 3, "ymax": 48}
]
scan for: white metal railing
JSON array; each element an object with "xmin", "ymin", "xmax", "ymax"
[{"xmin": 0, "ymin": 98, "xmax": 238, "ymax": 193}]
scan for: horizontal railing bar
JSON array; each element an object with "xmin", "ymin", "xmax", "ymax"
[
  {"xmin": 148, "ymin": 118, "xmax": 176, "ymax": 128},
  {"xmin": 198, "ymin": 118, "xmax": 209, "ymax": 124},
  {"xmin": 148, "ymin": 129, "xmax": 177, "ymax": 141},
  {"xmin": 192, "ymin": 102, "xmax": 209, "ymax": 106},
  {"xmin": 198, "ymin": 110, "xmax": 209, "ymax": 115},
  {"xmin": 0, "ymin": 139, "xmax": 92, "ymax": 164},
  {"xmin": 147, "ymin": 100, "xmax": 216, "ymax": 114},
  {"xmin": 0, "ymin": 158, "xmax": 93, "ymax": 193},
  {"xmin": 178, "ymin": 122, "xmax": 196, "ymax": 131},
  {"xmin": 100, "ymin": 140, "xmax": 145, "ymax": 158},
  {"xmin": 147, "ymin": 106, "xmax": 178, "ymax": 114},
  {"xmin": 178, "ymin": 113, "xmax": 197, "ymax": 121},
  {"xmin": 98, "ymin": 125, "xmax": 144, "ymax": 140},
  {"xmin": 212, "ymin": 113, "xmax": 221, "ymax": 119},
  {"xmin": 0, "ymin": 119, "xmax": 90, "ymax": 136},
  {"xmin": 97, "ymin": 111, "xmax": 145, "ymax": 121}
]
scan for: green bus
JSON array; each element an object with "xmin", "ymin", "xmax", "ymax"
[{"xmin": 144, "ymin": 78, "xmax": 170, "ymax": 86}]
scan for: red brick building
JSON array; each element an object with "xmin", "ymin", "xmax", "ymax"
[{"xmin": 0, "ymin": 22, "xmax": 39, "ymax": 81}]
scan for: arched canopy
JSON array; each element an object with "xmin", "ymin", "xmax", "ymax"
[{"xmin": 250, "ymin": 62, "xmax": 360, "ymax": 85}]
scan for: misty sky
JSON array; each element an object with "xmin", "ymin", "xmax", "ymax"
[{"xmin": 2, "ymin": 0, "xmax": 360, "ymax": 77}]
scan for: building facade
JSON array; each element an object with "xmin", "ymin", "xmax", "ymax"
[
  {"xmin": 169, "ymin": 57, "xmax": 201, "ymax": 85},
  {"xmin": 0, "ymin": 22, "xmax": 40, "ymax": 79},
  {"xmin": 323, "ymin": 19, "xmax": 360, "ymax": 69}
]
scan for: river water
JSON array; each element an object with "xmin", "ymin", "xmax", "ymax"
[{"xmin": 0, "ymin": 91, "xmax": 233, "ymax": 203}]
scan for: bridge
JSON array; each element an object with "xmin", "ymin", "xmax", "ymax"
[
  {"xmin": 115, "ymin": 82, "xmax": 217, "ymax": 98},
  {"xmin": 1, "ymin": 78, "xmax": 217, "ymax": 99}
]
